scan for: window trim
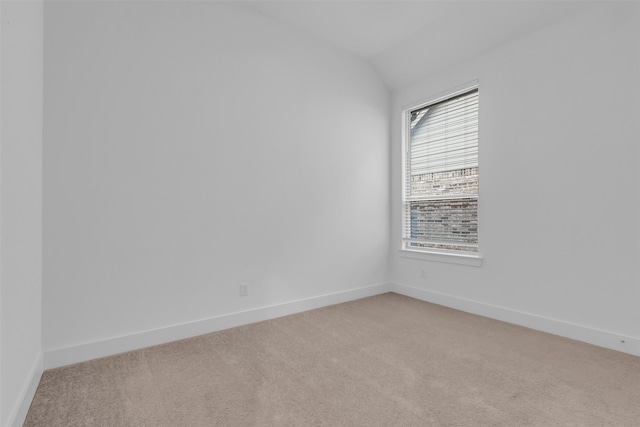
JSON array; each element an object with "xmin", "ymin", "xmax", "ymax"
[
  {"xmin": 401, "ymin": 81, "xmax": 481, "ymax": 262},
  {"xmin": 399, "ymin": 248, "xmax": 483, "ymax": 267}
]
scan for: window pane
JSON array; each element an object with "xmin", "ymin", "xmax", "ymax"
[
  {"xmin": 410, "ymin": 90, "xmax": 478, "ymax": 175},
  {"xmin": 409, "ymin": 198, "xmax": 478, "ymax": 252}
]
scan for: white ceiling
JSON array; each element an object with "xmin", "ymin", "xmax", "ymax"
[{"xmin": 245, "ymin": 0, "xmax": 593, "ymax": 89}]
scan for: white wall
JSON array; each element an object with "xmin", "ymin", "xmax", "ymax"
[
  {"xmin": 390, "ymin": 2, "xmax": 640, "ymax": 355},
  {"xmin": 0, "ymin": 1, "xmax": 44, "ymax": 426},
  {"xmin": 43, "ymin": 1, "xmax": 389, "ymax": 363}
]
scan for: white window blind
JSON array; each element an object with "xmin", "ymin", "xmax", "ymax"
[{"xmin": 403, "ymin": 87, "xmax": 479, "ymax": 253}]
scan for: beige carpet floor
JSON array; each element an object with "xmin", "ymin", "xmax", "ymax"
[{"xmin": 25, "ymin": 293, "xmax": 640, "ymax": 426}]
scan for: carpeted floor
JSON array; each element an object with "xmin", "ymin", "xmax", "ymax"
[{"xmin": 25, "ymin": 293, "xmax": 640, "ymax": 426}]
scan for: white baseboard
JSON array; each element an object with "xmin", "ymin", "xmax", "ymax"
[
  {"xmin": 44, "ymin": 283, "xmax": 392, "ymax": 369},
  {"xmin": 7, "ymin": 352, "xmax": 43, "ymax": 427},
  {"xmin": 391, "ymin": 282, "xmax": 640, "ymax": 357},
  {"xmin": 43, "ymin": 281, "xmax": 638, "ymax": 370}
]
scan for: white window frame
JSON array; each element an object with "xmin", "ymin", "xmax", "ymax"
[{"xmin": 400, "ymin": 81, "xmax": 482, "ymax": 266}]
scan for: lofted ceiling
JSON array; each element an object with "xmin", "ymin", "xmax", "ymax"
[{"xmin": 245, "ymin": 0, "xmax": 593, "ymax": 90}]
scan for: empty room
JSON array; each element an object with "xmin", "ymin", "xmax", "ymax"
[{"xmin": 1, "ymin": 0, "xmax": 639, "ymax": 426}]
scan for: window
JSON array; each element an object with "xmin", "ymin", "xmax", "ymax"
[{"xmin": 402, "ymin": 85, "xmax": 479, "ymax": 256}]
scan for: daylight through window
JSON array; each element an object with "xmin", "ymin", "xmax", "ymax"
[{"xmin": 402, "ymin": 87, "xmax": 479, "ymax": 254}]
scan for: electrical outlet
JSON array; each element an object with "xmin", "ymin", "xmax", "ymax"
[{"xmin": 240, "ymin": 283, "xmax": 249, "ymax": 297}]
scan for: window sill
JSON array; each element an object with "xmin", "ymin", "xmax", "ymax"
[{"xmin": 399, "ymin": 249, "xmax": 483, "ymax": 267}]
